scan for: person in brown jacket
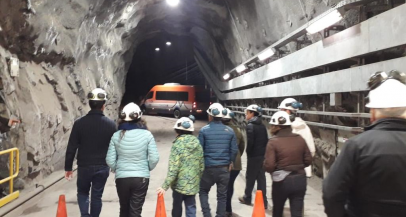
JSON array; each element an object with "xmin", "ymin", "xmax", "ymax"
[
  {"xmin": 264, "ymin": 111, "xmax": 312, "ymax": 217},
  {"xmin": 222, "ymin": 109, "xmax": 245, "ymax": 217}
]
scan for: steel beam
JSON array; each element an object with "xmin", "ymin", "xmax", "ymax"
[
  {"xmin": 227, "ymin": 0, "xmax": 370, "ymax": 74},
  {"xmin": 225, "ymin": 56, "xmax": 406, "ymax": 100},
  {"xmin": 232, "ymin": 111, "xmax": 364, "ymax": 132},
  {"xmin": 227, "ymin": 106, "xmax": 370, "ymax": 118},
  {"xmin": 225, "ymin": 3, "xmax": 406, "ymax": 91}
]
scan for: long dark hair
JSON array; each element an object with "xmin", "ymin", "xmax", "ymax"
[{"xmin": 119, "ymin": 118, "xmax": 148, "ymax": 140}]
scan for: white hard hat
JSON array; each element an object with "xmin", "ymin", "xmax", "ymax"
[
  {"xmin": 120, "ymin": 103, "xmax": 142, "ymax": 121},
  {"xmin": 207, "ymin": 103, "xmax": 227, "ymax": 117},
  {"xmin": 222, "ymin": 108, "xmax": 235, "ymax": 120},
  {"xmin": 269, "ymin": 111, "xmax": 295, "ymax": 126},
  {"xmin": 88, "ymin": 88, "xmax": 107, "ymax": 101},
  {"xmin": 366, "ymin": 79, "xmax": 406, "ymax": 108},
  {"xmin": 174, "ymin": 115, "xmax": 196, "ymax": 132},
  {"xmin": 245, "ymin": 104, "xmax": 263, "ymax": 113},
  {"xmin": 278, "ymin": 98, "xmax": 303, "ymax": 111}
]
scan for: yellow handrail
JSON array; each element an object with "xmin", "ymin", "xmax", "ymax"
[{"xmin": 0, "ymin": 148, "xmax": 20, "ymax": 208}]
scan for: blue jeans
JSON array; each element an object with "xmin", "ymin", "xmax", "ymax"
[
  {"xmin": 199, "ymin": 167, "xmax": 230, "ymax": 217},
  {"xmin": 77, "ymin": 165, "xmax": 110, "ymax": 217},
  {"xmin": 172, "ymin": 190, "xmax": 196, "ymax": 217}
]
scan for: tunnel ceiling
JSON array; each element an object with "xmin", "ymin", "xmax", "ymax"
[{"xmin": 0, "ymin": 0, "xmax": 345, "ymax": 183}]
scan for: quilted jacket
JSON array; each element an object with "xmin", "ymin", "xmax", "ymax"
[
  {"xmin": 198, "ymin": 121, "xmax": 238, "ymax": 167},
  {"xmin": 106, "ymin": 129, "xmax": 159, "ymax": 179}
]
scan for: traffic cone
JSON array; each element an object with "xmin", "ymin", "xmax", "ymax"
[
  {"xmin": 252, "ymin": 190, "xmax": 265, "ymax": 217},
  {"xmin": 56, "ymin": 195, "xmax": 67, "ymax": 217},
  {"xmin": 155, "ymin": 194, "xmax": 167, "ymax": 217}
]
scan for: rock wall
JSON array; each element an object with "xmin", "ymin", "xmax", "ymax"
[
  {"xmin": 0, "ymin": 0, "xmax": 132, "ymax": 188},
  {"xmin": 0, "ymin": 0, "xmax": 356, "ymax": 189}
]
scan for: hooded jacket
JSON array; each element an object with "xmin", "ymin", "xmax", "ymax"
[
  {"xmin": 291, "ymin": 117, "xmax": 315, "ymax": 177},
  {"xmin": 323, "ymin": 118, "xmax": 406, "ymax": 217},
  {"xmin": 162, "ymin": 134, "xmax": 204, "ymax": 195},
  {"xmin": 246, "ymin": 116, "xmax": 268, "ymax": 158}
]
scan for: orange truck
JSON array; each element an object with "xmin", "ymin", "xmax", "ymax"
[{"xmin": 141, "ymin": 83, "xmax": 211, "ymax": 118}]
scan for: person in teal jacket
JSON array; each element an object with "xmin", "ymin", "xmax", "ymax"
[
  {"xmin": 157, "ymin": 116, "xmax": 204, "ymax": 217},
  {"xmin": 106, "ymin": 102, "xmax": 159, "ymax": 217}
]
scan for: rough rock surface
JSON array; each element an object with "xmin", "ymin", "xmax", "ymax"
[{"xmin": 0, "ymin": 0, "xmax": 344, "ymax": 187}]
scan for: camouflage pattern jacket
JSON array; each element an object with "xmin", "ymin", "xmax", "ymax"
[{"xmin": 162, "ymin": 134, "xmax": 204, "ymax": 195}]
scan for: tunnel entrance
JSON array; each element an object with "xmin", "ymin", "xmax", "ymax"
[{"xmin": 121, "ymin": 33, "xmax": 209, "ymax": 107}]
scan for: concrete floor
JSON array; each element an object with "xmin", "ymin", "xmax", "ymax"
[{"xmin": 3, "ymin": 116, "xmax": 326, "ymax": 217}]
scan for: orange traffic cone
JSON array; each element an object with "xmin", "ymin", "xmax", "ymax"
[
  {"xmin": 155, "ymin": 194, "xmax": 167, "ymax": 217},
  {"xmin": 56, "ymin": 195, "xmax": 67, "ymax": 217},
  {"xmin": 252, "ymin": 190, "xmax": 266, "ymax": 217}
]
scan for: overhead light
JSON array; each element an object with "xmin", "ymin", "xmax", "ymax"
[
  {"xmin": 306, "ymin": 9, "xmax": 343, "ymax": 34},
  {"xmin": 223, "ymin": 73, "xmax": 230, "ymax": 80},
  {"xmin": 166, "ymin": 0, "xmax": 180, "ymax": 7},
  {"xmin": 155, "ymin": 48, "xmax": 160, "ymax": 51},
  {"xmin": 258, "ymin": 48, "xmax": 275, "ymax": 61},
  {"xmin": 236, "ymin": 64, "xmax": 247, "ymax": 73},
  {"xmin": 166, "ymin": 42, "xmax": 172, "ymax": 46}
]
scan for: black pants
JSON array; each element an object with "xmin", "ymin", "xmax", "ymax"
[
  {"xmin": 244, "ymin": 156, "xmax": 268, "ymax": 208},
  {"xmin": 272, "ymin": 174, "xmax": 307, "ymax": 217},
  {"xmin": 199, "ymin": 167, "xmax": 230, "ymax": 217},
  {"xmin": 116, "ymin": 177, "xmax": 149, "ymax": 217},
  {"xmin": 226, "ymin": 170, "xmax": 240, "ymax": 213},
  {"xmin": 172, "ymin": 190, "xmax": 196, "ymax": 217}
]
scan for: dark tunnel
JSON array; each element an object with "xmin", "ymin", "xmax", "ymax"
[{"xmin": 121, "ymin": 33, "xmax": 207, "ymax": 107}]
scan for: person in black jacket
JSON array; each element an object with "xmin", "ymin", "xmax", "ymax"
[
  {"xmin": 323, "ymin": 70, "xmax": 406, "ymax": 217},
  {"xmin": 65, "ymin": 88, "xmax": 117, "ymax": 217},
  {"xmin": 239, "ymin": 104, "xmax": 268, "ymax": 209}
]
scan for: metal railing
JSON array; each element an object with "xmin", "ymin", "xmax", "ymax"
[
  {"xmin": 227, "ymin": 106, "xmax": 370, "ymax": 118},
  {"xmin": 0, "ymin": 148, "xmax": 20, "ymax": 208},
  {"xmin": 231, "ymin": 110, "xmax": 364, "ymax": 133}
]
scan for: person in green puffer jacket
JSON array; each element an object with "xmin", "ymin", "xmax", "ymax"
[
  {"xmin": 157, "ymin": 116, "xmax": 204, "ymax": 217},
  {"xmin": 222, "ymin": 109, "xmax": 245, "ymax": 217}
]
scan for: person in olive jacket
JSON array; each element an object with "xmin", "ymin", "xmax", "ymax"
[
  {"xmin": 264, "ymin": 111, "xmax": 312, "ymax": 217},
  {"xmin": 222, "ymin": 109, "xmax": 245, "ymax": 217},
  {"xmin": 157, "ymin": 116, "xmax": 204, "ymax": 217}
]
